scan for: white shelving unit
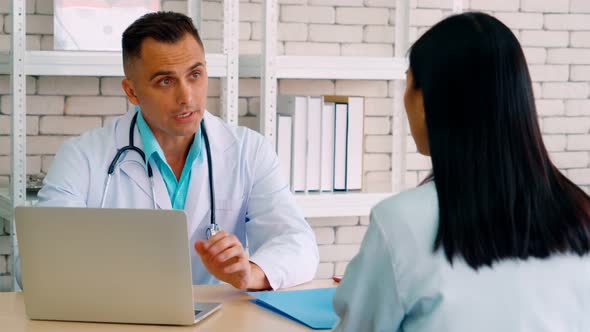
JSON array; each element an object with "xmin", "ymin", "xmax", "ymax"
[
  {"xmin": 1, "ymin": 1, "xmax": 415, "ymax": 220},
  {"xmin": 0, "ymin": 51, "xmax": 230, "ymax": 77},
  {"xmin": 258, "ymin": 0, "xmax": 411, "ymax": 216}
]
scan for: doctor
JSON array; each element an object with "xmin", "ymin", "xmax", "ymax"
[{"xmin": 33, "ymin": 11, "xmax": 319, "ymax": 291}]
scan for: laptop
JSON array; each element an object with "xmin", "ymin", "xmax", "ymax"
[{"xmin": 15, "ymin": 206, "xmax": 221, "ymax": 326}]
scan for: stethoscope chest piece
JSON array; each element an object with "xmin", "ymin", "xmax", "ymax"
[{"xmin": 206, "ymin": 223, "xmax": 220, "ymax": 239}]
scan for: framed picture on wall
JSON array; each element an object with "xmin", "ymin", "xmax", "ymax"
[{"xmin": 54, "ymin": 0, "xmax": 160, "ymax": 51}]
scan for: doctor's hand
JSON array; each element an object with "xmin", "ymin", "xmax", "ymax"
[{"xmin": 195, "ymin": 231, "xmax": 271, "ymax": 291}]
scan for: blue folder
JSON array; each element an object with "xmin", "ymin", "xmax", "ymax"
[{"xmin": 248, "ymin": 287, "xmax": 338, "ymax": 330}]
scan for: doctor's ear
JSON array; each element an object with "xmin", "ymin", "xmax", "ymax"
[{"xmin": 121, "ymin": 79, "xmax": 140, "ymax": 106}]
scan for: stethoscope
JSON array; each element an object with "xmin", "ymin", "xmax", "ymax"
[{"xmin": 99, "ymin": 112, "xmax": 221, "ymax": 239}]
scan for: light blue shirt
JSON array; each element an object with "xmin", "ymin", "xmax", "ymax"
[
  {"xmin": 136, "ymin": 109, "xmax": 203, "ymax": 210},
  {"xmin": 333, "ymin": 181, "xmax": 590, "ymax": 332}
]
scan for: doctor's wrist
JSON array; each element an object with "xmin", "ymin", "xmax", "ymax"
[{"xmin": 247, "ymin": 261, "xmax": 271, "ymax": 291}]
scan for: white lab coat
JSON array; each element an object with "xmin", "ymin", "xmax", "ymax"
[{"xmin": 32, "ymin": 109, "xmax": 319, "ymax": 289}]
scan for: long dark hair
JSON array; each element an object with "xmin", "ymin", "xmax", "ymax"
[{"xmin": 409, "ymin": 12, "xmax": 590, "ymax": 269}]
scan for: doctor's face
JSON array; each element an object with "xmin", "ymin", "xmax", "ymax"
[{"xmin": 122, "ymin": 33, "xmax": 208, "ymax": 139}]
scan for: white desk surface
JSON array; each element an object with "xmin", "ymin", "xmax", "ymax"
[{"xmin": 0, "ymin": 280, "xmax": 337, "ymax": 332}]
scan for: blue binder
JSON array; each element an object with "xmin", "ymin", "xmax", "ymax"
[{"xmin": 248, "ymin": 287, "xmax": 338, "ymax": 330}]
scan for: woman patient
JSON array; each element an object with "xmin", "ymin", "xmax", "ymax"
[{"xmin": 333, "ymin": 12, "xmax": 590, "ymax": 332}]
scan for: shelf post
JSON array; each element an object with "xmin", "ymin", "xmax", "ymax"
[
  {"xmin": 187, "ymin": 0, "xmax": 202, "ymax": 31},
  {"xmin": 220, "ymin": 0, "xmax": 239, "ymax": 126},
  {"xmin": 391, "ymin": 0, "xmax": 410, "ymax": 193},
  {"xmin": 260, "ymin": 0, "xmax": 278, "ymax": 147},
  {"xmin": 453, "ymin": 0, "xmax": 464, "ymax": 13},
  {"xmin": 10, "ymin": 0, "xmax": 26, "ymax": 291}
]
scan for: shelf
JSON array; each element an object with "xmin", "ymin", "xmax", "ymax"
[
  {"xmin": 0, "ymin": 188, "xmax": 393, "ymax": 220},
  {"xmin": 0, "ymin": 51, "xmax": 229, "ymax": 77},
  {"xmin": 0, "ymin": 52, "xmax": 407, "ymax": 80},
  {"xmin": 276, "ymin": 55, "xmax": 407, "ymax": 80},
  {"xmin": 295, "ymin": 192, "xmax": 394, "ymax": 218},
  {"xmin": 0, "ymin": 188, "xmax": 36, "ymax": 221},
  {"xmin": 240, "ymin": 55, "xmax": 408, "ymax": 80}
]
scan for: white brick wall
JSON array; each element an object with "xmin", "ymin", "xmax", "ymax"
[
  {"xmin": 521, "ymin": 30, "xmax": 569, "ymax": 47},
  {"xmin": 336, "ymin": 7, "xmax": 389, "ymax": 25},
  {"xmin": 542, "ymin": 82, "xmax": 589, "ymax": 99},
  {"xmin": 65, "ymin": 97, "xmax": 127, "ymax": 116},
  {"xmin": 567, "ymin": 135, "xmax": 590, "ymax": 151},
  {"xmin": 364, "ymin": 26, "xmax": 395, "ymax": 43},
  {"xmin": 571, "ymin": 0, "xmax": 590, "ymax": 12},
  {"xmin": 364, "ymin": 116, "xmax": 391, "ymax": 135},
  {"xmin": 336, "ymin": 226, "xmax": 368, "ymax": 244},
  {"xmin": 335, "ymin": 80, "xmax": 388, "ymax": 97},
  {"xmin": 279, "ymin": 79, "xmax": 335, "ymax": 96},
  {"xmin": 494, "ymin": 13, "xmax": 543, "ymax": 30},
  {"xmin": 542, "ymin": 135, "xmax": 567, "ymax": 151},
  {"xmin": 315, "ymin": 262, "xmax": 334, "ymax": 279},
  {"xmin": 364, "ymin": 153, "xmax": 391, "ymax": 171},
  {"xmin": 568, "ymin": 169, "xmax": 590, "ymax": 185},
  {"xmin": 1, "ymin": 1, "xmax": 590, "ymax": 287},
  {"xmin": 341, "ymin": 43, "xmax": 393, "ymax": 57},
  {"xmin": 521, "ymin": 0, "xmax": 569, "ymax": 13},
  {"xmin": 544, "ymin": 117, "xmax": 590, "ymax": 134},
  {"xmin": 365, "ymin": 135, "xmax": 392, "ymax": 153},
  {"xmin": 0, "ymin": 115, "xmax": 38, "ymax": 135},
  {"xmin": 544, "ymin": 14, "xmax": 590, "ymax": 30},
  {"xmin": 536, "ymin": 99, "xmax": 565, "ymax": 116},
  {"xmin": 523, "ymin": 47, "xmax": 547, "ymax": 64},
  {"xmin": 550, "ymin": 152, "xmax": 590, "ymax": 169},
  {"xmin": 39, "ymin": 116, "xmax": 102, "ymax": 135},
  {"xmin": 281, "ymin": 5, "xmax": 335, "ymax": 24},
  {"xmin": 410, "ymin": 9, "xmax": 443, "ymax": 27},
  {"xmin": 529, "ymin": 65, "xmax": 569, "ymax": 81},
  {"xmin": 0, "ymin": 95, "xmax": 64, "ymax": 115},
  {"xmin": 308, "ymin": 24, "xmax": 363, "ymax": 43},
  {"xmin": 470, "ymin": 0, "xmax": 519, "ymax": 11},
  {"xmin": 285, "ymin": 42, "xmax": 340, "ymax": 55},
  {"xmin": 334, "ymin": 261, "xmax": 349, "ymax": 276},
  {"xmin": 318, "ymin": 244, "xmax": 360, "ymax": 262},
  {"xmin": 566, "ymin": 100, "xmax": 590, "ymax": 116},
  {"xmin": 571, "ymin": 32, "xmax": 590, "ymax": 48},
  {"xmin": 365, "ymin": 98, "xmax": 393, "ymax": 116},
  {"xmin": 314, "ymin": 228, "xmax": 335, "ymax": 245},
  {"xmin": 38, "ymin": 77, "xmax": 100, "ymax": 96},
  {"xmin": 547, "ymin": 49, "xmax": 590, "ymax": 64}
]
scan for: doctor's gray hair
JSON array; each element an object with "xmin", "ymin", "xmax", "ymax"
[{"xmin": 122, "ymin": 11, "xmax": 204, "ymax": 75}]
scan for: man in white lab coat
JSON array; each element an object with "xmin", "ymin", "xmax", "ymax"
[{"xmin": 32, "ymin": 12, "xmax": 319, "ymax": 290}]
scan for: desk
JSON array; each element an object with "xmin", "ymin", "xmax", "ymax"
[{"xmin": 0, "ymin": 280, "xmax": 337, "ymax": 331}]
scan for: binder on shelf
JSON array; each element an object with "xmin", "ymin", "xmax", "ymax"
[
  {"xmin": 276, "ymin": 115, "xmax": 293, "ymax": 187},
  {"xmin": 346, "ymin": 97, "xmax": 364, "ymax": 191},
  {"xmin": 277, "ymin": 96, "xmax": 307, "ymax": 192},
  {"xmin": 325, "ymin": 95, "xmax": 365, "ymax": 192},
  {"xmin": 320, "ymin": 98, "xmax": 335, "ymax": 192},
  {"xmin": 306, "ymin": 96, "xmax": 322, "ymax": 192},
  {"xmin": 332, "ymin": 100, "xmax": 348, "ymax": 191}
]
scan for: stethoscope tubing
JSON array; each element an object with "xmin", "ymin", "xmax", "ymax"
[{"xmin": 100, "ymin": 112, "xmax": 219, "ymax": 238}]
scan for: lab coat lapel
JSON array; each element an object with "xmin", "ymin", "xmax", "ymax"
[
  {"xmin": 115, "ymin": 109, "xmax": 170, "ymax": 210},
  {"xmin": 149, "ymin": 162, "xmax": 173, "ymax": 210},
  {"xmin": 185, "ymin": 112, "xmax": 238, "ymax": 229}
]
